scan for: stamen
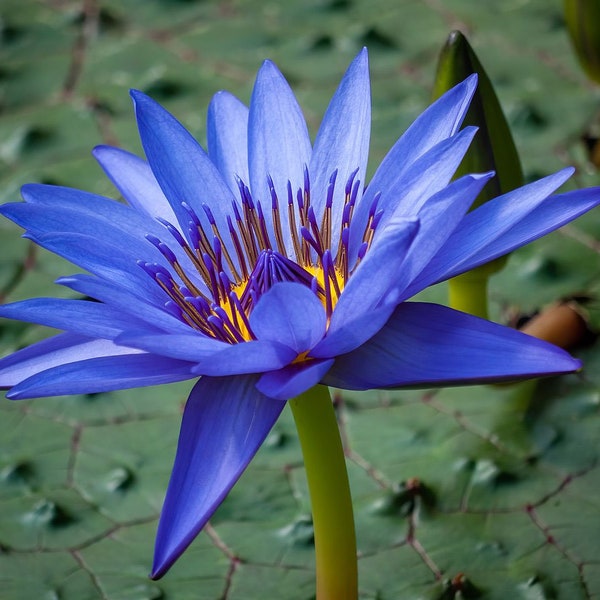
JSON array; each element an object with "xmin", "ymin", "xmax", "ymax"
[
  {"xmin": 227, "ymin": 214, "xmax": 249, "ymax": 280},
  {"xmin": 362, "ymin": 191, "xmax": 383, "ymax": 249},
  {"xmin": 207, "ymin": 314, "xmax": 235, "ymax": 343},
  {"xmin": 202, "ymin": 252, "xmax": 221, "ymax": 303},
  {"xmin": 268, "ymin": 175, "xmax": 287, "ymax": 255},
  {"xmin": 145, "ymin": 234, "xmax": 178, "ymax": 265},
  {"xmin": 320, "ymin": 169, "xmax": 337, "ymax": 252},
  {"xmin": 140, "ymin": 161, "xmax": 376, "ymax": 346},
  {"xmin": 287, "ymin": 181, "xmax": 302, "ymax": 263},
  {"xmin": 229, "ymin": 291, "xmax": 255, "ymax": 339},
  {"xmin": 255, "ymin": 200, "xmax": 271, "ymax": 250},
  {"xmin": 301, "ymin": 226, "xmax": 322, "ymax": 257},
  {"xmin": 307, "ymin": 207, "xmax": 324, "ymax": 259},
  {"xmin": 323, "ymin": 249, "xmax": 341, "ymax": 298},
  {"xmin": 212, "ymin": 305, "xmax": 246, "ymax": 343},
  {"xmin": 322, "ymin": 250, "xmax": 334, "ymax": 319},
  {"xmin": 202, "ymin": 204, "xmax": 241, "ymax": 283}
]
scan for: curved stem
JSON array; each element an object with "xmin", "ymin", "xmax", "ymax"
[{"xmin": 290, "ymin": 385, "xmax": 357, "ymax": 600}]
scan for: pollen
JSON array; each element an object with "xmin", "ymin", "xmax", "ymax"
[{"xmin": 140, "ymin": 166, "xmax": 383, "ymax": 344}]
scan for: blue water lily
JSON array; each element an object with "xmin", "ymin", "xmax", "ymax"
[{"xmin": 0, "ymin": 49, "xmax": 598, "ymax": 578}]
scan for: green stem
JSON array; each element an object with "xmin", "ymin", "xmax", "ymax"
[
  {"xmin": 290, "ymin": 385, "xmax": 357, "ymax": 600},
  {"xmin": 448, "ymin": 272, "xmax": 489, "ymax": 319}
]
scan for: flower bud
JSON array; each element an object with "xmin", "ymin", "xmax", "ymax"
[
  {"xmin": 433, "ymin": 31, "xmax": 524, "ymax": 208},
  {"xmin": 433, "ymin": 30, "xmax": 525, "ymax": 311}
]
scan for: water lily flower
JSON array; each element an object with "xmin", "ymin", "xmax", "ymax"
[{"xmin": 0, "ymin": 49, "xmax": 598, "ymax": 580}]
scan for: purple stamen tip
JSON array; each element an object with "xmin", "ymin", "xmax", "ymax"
[
  {"xmin": 345, "ymin": 167, "xmax": 359, "ymax": 195},
  {"xmin": 350, "ymin": 179, "xmax": 361, "ymax": 205},
  {"xmin": 182, "ymin": 202, "xmax": 201, "ymax": 226},
  {"xmin": 202, "ymin": 204, "xmax": 216, "ymax": 225},
  {"xmin": 303, "ymin": 165, "xmax": 310, "ymax": 195},
  {"xmin": 164, "ymin": 300, "xmax": 183, "ymax": 318},
  {"xmin": 357, "ymin": 242, "xmax": 368, "ymax": 260},
  {"xmin": 231, "ymin": 201, "xmax": 242, "ymax": 221},
  {"xmin": 158, "ymin": 218, "xmax": 187, "ymax": 247},
  {"xmin": 372, "ymin": 209, "xmax": 384, "ymax": 230}
]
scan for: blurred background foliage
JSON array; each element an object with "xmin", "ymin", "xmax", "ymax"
[{"xmin": 0, "ymin": 0, "xmax": 599, "ymax": 598}]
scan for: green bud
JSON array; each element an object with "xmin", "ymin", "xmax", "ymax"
[
  {"xmin": 564, "ymin": 0, "xmax": 600, "ymax": 84},
  {"xmin": 433, "ymin": 30, "xmax": 524, "ymax": 209},
  {"xmin": 433, "ymin": 31, "xmax": 525, "ymax": 315}
]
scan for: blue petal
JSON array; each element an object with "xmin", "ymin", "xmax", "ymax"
[
  {"xmin": 193, "ymin": 340, "xmax": 296, "ymax": 376},
  {"xmin": 93, "ymin": 146, "xmax": 179, "ymax": 224},
  {"xmin": 152, "ymin": 375, "xmax": 284, "ymax": 578},
  {"xmin": 25, "ymin": 232, "xmax": 168, "ymax": 304},
  {"xmin": 57, "ymin": 274, "xmax": 192, "ymax": 334},
  {"xmin": 396, "ymin": 172, "xmax": 494, "ymax": 298},
  {"xmin": 115, "ymin": 330, "xmax": 296, "ymax": 372},
  {"xmin": 0, "ymin": 298, "xmax": 156, "ymax": 339},
  {"xmin": 12, "ymin": 183, "xmax": 183, "ymax": 257},
  {"xmin": 131, "ymin": 90, "xmax": 238, "ymax": 259},
  {"xmin": 248, "ymin": 60, "xmax": 312, "ymax": 254},
  {"xmin": 256, "ymin": 359, "xmax": 334, "ymax": 400},
  {"xmin": 427, "ymin": 186, "xmax": 600, "ymax": 284},
  {"xmin": 309, "ymin": 48, "xmax": 371, "ymax": 250},
  {"xmin": 207, "ymin": 91, "xmax": 249, "ymax": 195},
  {"xmin": 311, "ymin": 219, "xmax": 419, "ymax": 358},
  {"xmin": 5, "ymin": 188, "xmax": 203, "ymax": 292},
  {"xmin": 412, "ymin": 168, "xmax": 576, "ymax": 289},
  {"xmin": 249, "ymin": 282, "xmax": 327, "ymax": 353},
  {"xmin": 309, "ymin": 299, "xmax": 397, "ymax": 360},
  {"xmin": 349, "ymin": 126, "xmax": 478, "ymax": 262},
  {"xmin": 366, "ymin": 75, "xmax": 476, "ymax": 199},
  {"xmin": 0, "ymin": 333, "xmax": 147, "ymax": 390},
  {"xmin": 114, "ymin": 331, "xmax": 229, "ymax": 360},
  {"xmin": 7, "ymin": 351, "xmax": 195, "ymax": 399},
  {"xmin": 323, "ymin": 302, "xmax": 581, "ymax": 390}
]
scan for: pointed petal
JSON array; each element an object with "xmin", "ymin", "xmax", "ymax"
[
  {"xmin": 7, "ymin": 351, "xmax": 195, "ymax": 399},
  {"xmin": 249, "ymin": 282, "xmax": 326, "ymax": 353},
  {"xmin": 114, "ymin": 331, "xmax": 228, "ymax": 360},
  {"xmin": 115, "ymin": 331, "xmax": 296, "ymax": 373},
  {"xmin": 312, "ymin": 219, "xmax": 419, "ymax": 358},
  {"xmin": 397, "ymin": 172, "xmax": 493, "ymax": 297},
  {"xmin": 0, "ymin": 333, "xmax": 139, "ymax": 389},
  {"xmin": 309, "ymin": 299, "xmax": 397, "ymax": 360},
  {"xmin": 412, "ymin": 168, "xmax": 576, "ymax": 289},
  {"xmin": 17, "ymin": 184, "xmax": 174, "ymax": 243},
  {"xmin": 430, "ymin": 186, "xmax": 600, "ymax": 283},
  {"xmin": 324, "ymin": 302, "xmax": 581, "ymax": 390},
  {"xmin": 25, "ymin": 232, "xmax": 167, "ymax": 304},
  {"xmin": 130, "ymin": 90, "xmax": 238, "ymax": 258},
  {"xmin": 375, "ymin": 74, "xmax": 476, "ymax": 176},
  {"xmin": 192, "ymin": 340, "xmax": 296, "ymax": 375},
  {"xmin": 349, "ymin": 127, "xmax": 478, "ymax": 262},
  {"xmin": 93, "ymin": 146, "xmax": 179, "ymax": 224},
  {"xmin": 152, "ymin": 375, "xmax": 284, "ymax": 578},
  {"xmin": 248, "ymin": 60, "xmax": 312, "ymax": 254},
  {"xmin": 57, "ymin": 274, "xmax": 192, "ymax": 334},
  {"xmin": 309, "ymin": 48, "xmax": 371, "ymax": 249},
  {"xmin": 207, "ymin": 91, "xmax": 249, "ymax": 195},
  {"xmin": 0, "ymin": 298, "xmax": 154, "ymax": 339},
  {"xmin": 256, "ymin": 358, "xmax": 334, "ymax": 400},
  {"xmin": 6, "ymin": 185, "xmax": 201, "ymax": 288}
]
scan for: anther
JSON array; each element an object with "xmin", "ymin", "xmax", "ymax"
[{"xmin": 145, "ymin": 234, "xmax": 177, "ymax": 264}]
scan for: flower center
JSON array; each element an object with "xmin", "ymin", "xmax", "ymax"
[{"xmin": 139, "ymin": 167, "xmax": 382, "ymax": 344}]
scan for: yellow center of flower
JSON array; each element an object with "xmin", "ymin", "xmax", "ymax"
[{"xmin": 141, "ymin": 167, "xmax": 382, "ymax": 345}]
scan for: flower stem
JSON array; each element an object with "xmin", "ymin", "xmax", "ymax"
[
  {"xmin": 290, "ymin": 385, "xmax": 357, "ymax": 600},
  {"xmin": 448, "ymin": 272, "xmax": 489, "ymax": 319}
]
